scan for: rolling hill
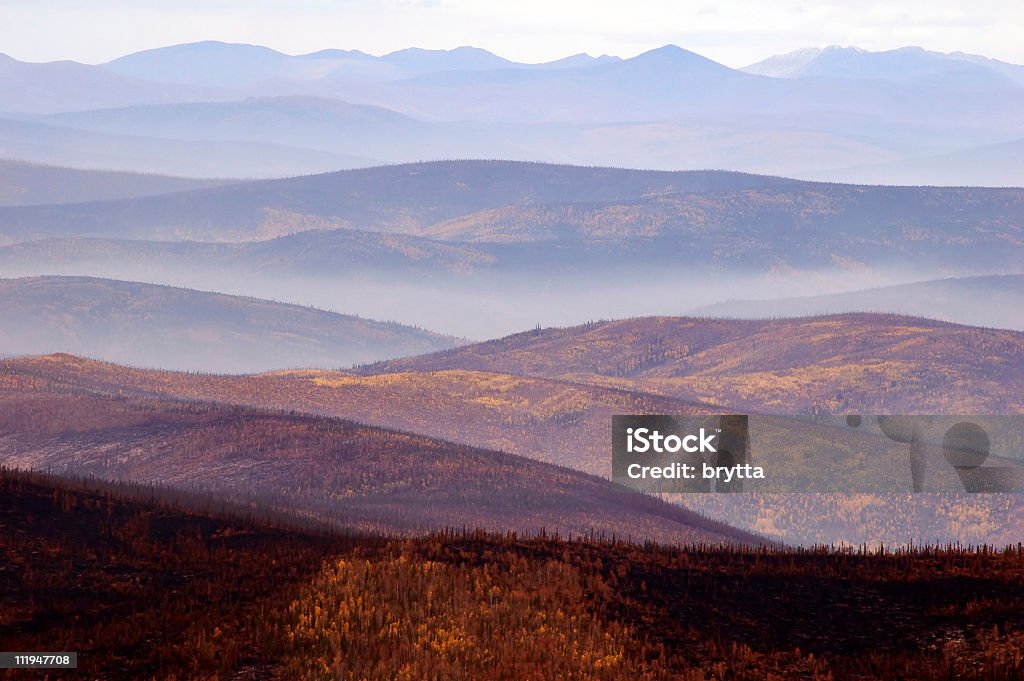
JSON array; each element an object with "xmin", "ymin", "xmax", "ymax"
[
  {"xmin": 364, "ymin": 314, "xmax": 1024, "ymax": 414},
  {"xmin": 1, "ymin": 353, "xmax": 709, "ymax": 476},
  {"xmin": 10, "ymin": 356, "xmax": 1018, "ymax": 497},
  {"xmin": 0, "ymin": 158, "xmax": 233, "ymax": 206},
  {"xmin": 0, "ymin": 228, "xmax": 772, "ymax": 340},
  {"xmin": 36, "ymin": 96, "xmax": 438, "ymax": 160},
  {"xmin": 690, "ymin": 275, "xmax": 1024, "ymax": 330},
  {"xmin": 0, "ymin": 115, "xmax": 371, "ymax": 179},
  {"xmin": 417, "ymin": 183, "xmax": 1024, "ymax": 271},
  {"xmin": 0, "ymin": 161, "xmax": 800, "ymax": 243},
  {"xmin": 0, "ymin": 230, "xmax": 499, "ymax": 279},
  {"xmin": 813, "ymin": 137, "xmax": 1024, "ymax": 187},
  {"xmin": 18, "ymin": 95, "xmax": 918, "ymax": 178},
  {"xmin": 0, "ymin": 365, "xmax": 755, "ymax": 545},
  {"xmin": 7, "ymin": 309, "xmax": 1024, "ymax": 547},
  {"xmin": 0, "ymin": 276, "xmax": 461, "ymax": 372},
  {"xmin": 0, "ymin": 161, "xmax": 1020, "ymax": 277}
]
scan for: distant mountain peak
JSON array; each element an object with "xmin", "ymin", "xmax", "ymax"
[
  {"xmin": 387, "ymin": 45, "xmax": 498, "ymax": 56},
  {"xmin": 622, "ymin": 44, "xmax": 734, "ymax": 74},
  {"xmin": 379, "ymin": 45, "xmax": 514, "ymax": 73},
  {"xmin": 533, "ymin": 52, "xmax": 623, "ymax": 69},
  {"xmin": 296, "ymin": 48, "xmax": 375, "ymax": 60},
  {"xmin": 109, "ymin": 40, "xmax": 289, "ymax": 60},
  {"xmin": 639, "ymin": 44, "xmax": 706, "ymax": 59},
  {"xmin": 742, "ymin": 44, "xmax": 1023, "ymax": 87},
  {"xmin": 821, "ymin": 44, "xmax": 867, "ymax": 54}
]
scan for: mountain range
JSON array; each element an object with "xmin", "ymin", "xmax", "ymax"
[
  {"xmin": 0, "ymin": 116, "xmax": 369, "ymax": 178},
  {"xmin": 102, "ymin": 41, "xmax": 621, "ymax": 88},
  {"xmin": 1, "ymin": 42, "xmax": 1021, "ymax": 184},
  {"xmin": 5, "ymin": 31, "xmax": 1024, "ymax": 678},
  {"xmin": 742, "ymin": 45, "xmax": 1024, "ymax": 87},
  {"xmin": 1, "ymin": 55, "xmax": 1022, "ymax": 547}
]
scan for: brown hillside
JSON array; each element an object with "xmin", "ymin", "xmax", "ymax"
[
  {"xmin": 3, "ymin": 355, "xmax": 710, "ymax": 476},
  {"xmin": 7, "ymin": 313, "xmax": 1024, "ymax": 547},
  {"xmin": 365, "ymin": 314, "xmax": 1024, "ymax": 414},
  {"xmin": 0, "ymin": 367, "xmax": 756, "ymax": 545}
]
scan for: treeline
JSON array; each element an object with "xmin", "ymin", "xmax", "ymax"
[{"xmin": 266, "ymin": 535, "xmax": 1024, "ymax": 680}]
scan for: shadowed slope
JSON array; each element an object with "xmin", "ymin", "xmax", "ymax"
[
  {"xmin": 2, "ymin": 353, "xmax": 708, "ymax": 476},
  {"xmin": 0, "ymin": 276, "xmax": 461, "ymax": 372},
  {"xmin": 0, "ymin": 158, "xmax": 233, "ymax": 206},
  {"xmin": 0, "ymin": 364, "xmax": 757, "ymax": 545}
]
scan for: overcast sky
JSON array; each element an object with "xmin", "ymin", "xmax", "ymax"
[{"xmin": 2, "ymin": 0, "xmax": 1022, "ymax": 67}]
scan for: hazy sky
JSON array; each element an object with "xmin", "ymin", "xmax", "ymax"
[{"xmin": 2, "ymin": 0, "xmax": 1022, "ymax": 67}]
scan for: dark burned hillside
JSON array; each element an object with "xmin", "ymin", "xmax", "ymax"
[
  {"xmin": 3, "ymin": 469, "xmax": 1024, "ymax": 680},
  {"xmin": 0, "ymin": 468, "xmax": 351, "ymax": 681}
]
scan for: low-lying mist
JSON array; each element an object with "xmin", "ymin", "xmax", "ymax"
[{"xmin": 0, "ymin": 259, "xmax": 973, "ymax": 343}]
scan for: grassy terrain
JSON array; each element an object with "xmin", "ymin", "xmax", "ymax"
[{"xmin": 367, "ymin": 314, "xmax": 1024, "ymax": 414}]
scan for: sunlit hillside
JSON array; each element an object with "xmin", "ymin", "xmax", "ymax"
[{"xmin": 369, "ymin": 314, "xmax": 1024, "ymax": 414}]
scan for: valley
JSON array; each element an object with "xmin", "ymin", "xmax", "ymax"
[{"xmin": 2, "ymin": 23, "xmax": 1023, "ymax": 678}]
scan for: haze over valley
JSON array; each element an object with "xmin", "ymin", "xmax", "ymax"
[
  {"xmin": 0, "ymin": 160, "xmax": 1020, "ymax": 338},
  {"xmin": 1, "ymin": 36, "xmax": 1023, "ymax": 552},
  {"xmin": 6, "ymin": 9, "xmax": 1024, "ymax": 675}
]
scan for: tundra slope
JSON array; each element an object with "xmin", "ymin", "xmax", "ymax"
[
  {"xmin": 0, "ymin": 363, "xmax": 757, "ymax": 545},
  {"xmin": 0, "ymin": 276, "xmax": 461, "ymax": 372}
]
